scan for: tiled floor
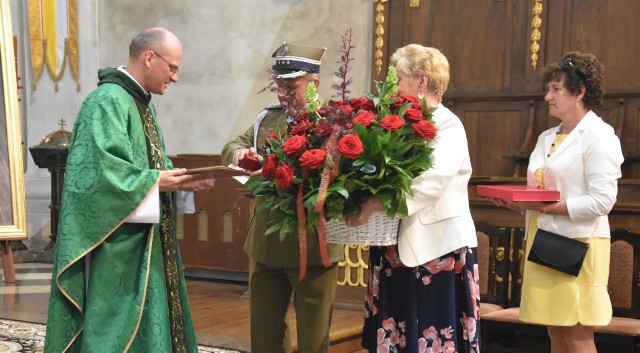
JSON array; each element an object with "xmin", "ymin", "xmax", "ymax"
[{"xmin": 0, "ymin": 262, "xmax": 52, "ymax": 324}]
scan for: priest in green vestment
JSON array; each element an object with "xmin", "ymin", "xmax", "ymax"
[{"xmin": 44, "ymin": 27, "xmax": 206, "ymax": 353}]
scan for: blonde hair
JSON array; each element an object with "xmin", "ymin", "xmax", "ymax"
[{"xmin": 390, "ymin": 44, "xmax": 450, "ymax": 100}]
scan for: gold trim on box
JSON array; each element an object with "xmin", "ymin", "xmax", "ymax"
[
  {"xmin": 410, "ymin": 0, "xmax": 420, "ymax": 7},
  {"xmin": 0, "ymin": 0, "xmax": 27, "ymax": 239}
]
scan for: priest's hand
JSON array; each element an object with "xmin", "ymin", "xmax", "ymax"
[
  {"xmin": 159, "ymin": 168, "xmax": 197, "ymax": 192},
  {"xmin": 180, "ymin": 178, "xmax": 215, "ymax": 192}
]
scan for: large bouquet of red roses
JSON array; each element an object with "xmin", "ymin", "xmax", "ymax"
[{"xmin": 245, "ymin": 66, "xmax": 438, "ymax": 243}]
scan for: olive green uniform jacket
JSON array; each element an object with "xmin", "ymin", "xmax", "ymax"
[{"xmin": 221, "ymin": 106, "xmax": 345, "ymax": 267}]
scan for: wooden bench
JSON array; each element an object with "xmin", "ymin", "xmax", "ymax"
[{"xmin": 481, "ymin": 228, "xmax": 640, "ymax": 353}]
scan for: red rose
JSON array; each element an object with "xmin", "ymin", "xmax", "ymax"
[
  {"xmin": 350, "ymin": 111, "xmax": 377, "ymax": 127},
  {"xmin": 390, "ymin": 94, "xmax": 420, "ymax": 110},
  {"xmin": 290, "ymin": 120, "xmax": 312, "ymax": 136},
  {"xmin": 261, "ymin": 154, "xmax": 279, "ymax": 178},
  {"xmin": 349, "ymin": 97, "xmax": 375, "ymax": 111},
  {"xmin": 336, "ymin": 104, "xmax": 354, "ymax": 117},
  {"xmin": 413, "ymin": 120, "xmax": 437, "ymax": 140},
  {"xmin": 283, "ymin": 135, "xmax": 308, "ymax": 157},
  {"xmin": 401, "ymin": 94, "xmax": 421, "ymax": 109},
  {"xmin": 338, "ymin": 134, "xmax": 365, "ymax": 159},
  {"xmin": 299, "ymin": 149, "xmax": 327, "ymax": 170},
  {"xmin": 379, "ymin": 115, "xmax": 405, "ymax": 131},
  {"xmin": 404, "ymin": 108, "xmax": 424, "ymax": 123},
  {"xmin": 275, "ymin": 164, "xmax": 295, "ymax": 190}
]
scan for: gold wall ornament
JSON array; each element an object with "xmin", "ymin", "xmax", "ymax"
[
  {"xmin": 410, "ymin": 0, "xmax": 420, "ymax": 7},
  {"xmin": 337, "ymin": 244, "xmax": 369, "ymax": 287},
  {"xmin": 530, "ymin": 0, "xmax": 543, "ymax": 69},
  {"xmin": 374, "ymin": 0, "xmax": 388, "ymax": 75}
]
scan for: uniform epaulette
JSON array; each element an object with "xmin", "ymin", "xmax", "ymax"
[{"xmin": 265, "ymin": 103, "xmax": 282, "ymax": 110}]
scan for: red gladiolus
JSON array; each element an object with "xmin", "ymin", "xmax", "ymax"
[
  {"xmin": 299, "ymin": 149, "xmax": 327, "ymax": 170},
  {"xmin": 275, "ymin": 164, "xmax": 295, "ymax": 189},
  {"xmin": 313, "ymin": 120, "xmax": 334, "ymax": 138},
  {"xmin": 290, "ymin": 120, "xmax": 313, "ymax": 136},
  {"xmin": 338, "ymin": 134, "xmax": 364, "ymax": 159},
  {"xmin": 413, "ymin": 120, "xmax": 437, "ymax": 140},
  {"xmin": 283, "ymin": 135, "xmax": 308, "ymax": 157},
  {"xmin": 379, "ymin": 115, "xmax": 405, "ymax": 131},
  {"xmin": 262, "ymin": 154, "xmax": 279, "ymax": 178}
]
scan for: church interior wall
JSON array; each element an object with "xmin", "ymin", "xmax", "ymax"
[{"xmin": 9, "ymin": 0, "xmax": 372, "ymax": 255}]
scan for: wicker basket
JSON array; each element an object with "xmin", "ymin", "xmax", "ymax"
[{"xmin": 325, "ymin": 212, "xmax": 399, "ymax": 246}]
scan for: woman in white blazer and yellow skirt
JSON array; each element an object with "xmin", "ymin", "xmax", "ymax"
[{"xmin": 496, "ymin": 52, "xmax": 624, "ymax": 353}]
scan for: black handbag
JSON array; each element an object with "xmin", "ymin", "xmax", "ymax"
[{"xmin": 527, "ymin": 228, "xmax": 589, "ymax": 277}]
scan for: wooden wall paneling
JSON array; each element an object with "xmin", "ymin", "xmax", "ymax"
[
  {"xmin": 170, "ymin": 154, "xmax": 251, "ymax": 274},
  {"xmin": 616, "ymin": 97, "xmax": 640, "ymax": 178},
  {"xmin": 567, "ymin": 1, "xmax": 640, "ymax": 92},
  {"xmin": 433, "ymin": 0, "xmax": 515, "ymax": 95},
  {"xmin": 593, "ymin": 95, "xmax": 640, "ymax": 179},
  {"xmin": 377, "ymin": 0, "xmax": 534, "ymax": 96},
  {"xmin": 452, "ymin": 99, "xmax": 532, "ymax": 176},
  {"xmin": 543, "ymin": 0, "xmax": 640, "ymax": 93},
  {"xmin": 507, "ymin": 0, "xmax": 530, "ymax": 93},
  {"xmin": 198, "ymin": 180, "xmax": 252, "ymax": 272}
]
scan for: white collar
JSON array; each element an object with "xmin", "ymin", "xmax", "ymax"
[{"xmin": 117, "ymin": 66, "xmax": 149, "ymax": 95}]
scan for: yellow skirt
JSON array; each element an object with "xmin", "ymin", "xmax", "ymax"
[{"xmin": 519, "ymin": 212, "xmax": 612, "ymax": 326}]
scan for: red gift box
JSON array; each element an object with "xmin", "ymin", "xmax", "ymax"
[
  {"xmin": 476, "ymin": 185, "xmax": 560, "ymax": 202},
  {"xmin": 238, "ymin": 154, "xmax": 262, "ymax": 171}
]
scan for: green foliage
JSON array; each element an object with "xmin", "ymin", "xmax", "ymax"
[{"xmin": 245, "ymin": 66, "xmax": 437, "ymax": 239}]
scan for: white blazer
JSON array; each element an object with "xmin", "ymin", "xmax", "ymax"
[
  {"xmin": 397, "ymin": 104, "xmax": 477, "ymax": 267},
  {"xmin": 526, "ymin": 111, "xmax": 624, "ymax": 239}
]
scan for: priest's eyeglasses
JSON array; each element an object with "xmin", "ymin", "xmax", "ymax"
[{"xmin": 152, "ymin": 51, "xmax": 179, "ymax": 74}]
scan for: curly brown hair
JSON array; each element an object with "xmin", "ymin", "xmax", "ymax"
[{"xmin": 541, "ymin": 51, "xmax": 605, "ymax": 110}]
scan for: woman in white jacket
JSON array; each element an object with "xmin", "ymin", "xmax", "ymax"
[
  {"xmin": 496, "ymin": 52, "xmax": 624, "ymax": 353},
  {"xmin": 348, "ymin": 44, "xmax": 480, "ymax": 353}
]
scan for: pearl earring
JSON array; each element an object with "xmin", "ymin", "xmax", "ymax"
[{"xmin": 418, "ymin": 91, "xmax": 424, "ymax": 100}]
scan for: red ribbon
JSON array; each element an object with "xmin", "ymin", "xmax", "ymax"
[
  {"xmin": 314, "ymin": 127, "xmax": 341, "ymax": 212},
  {"xmin": 312, "ymin": 126, "xmax": 341, "ymax": 270},
  {"xmin": 297, "ymin": 176, "xmax": 308, "ymax": 282},
  {"xmin": 296, "ymin": 126, "xmax": 341, "ymax": 280}
]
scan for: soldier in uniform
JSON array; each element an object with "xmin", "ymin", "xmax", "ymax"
[{"xmin": 221, "ymin": 43, "xmax": 345, "ymax": 353}]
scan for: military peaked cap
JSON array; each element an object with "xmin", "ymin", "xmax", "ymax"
[{"xmin": 272, "ymin": 42, "xmax": 326, "ymax": 79}]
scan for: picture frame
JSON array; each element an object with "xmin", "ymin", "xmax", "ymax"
[{"xmin": 0, "ymin": 0, "xmax": 27, "ymax": 240}]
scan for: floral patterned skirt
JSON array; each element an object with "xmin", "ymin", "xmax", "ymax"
[{"xmin": 362, "ymin": 245, "xmax": 481, "ymax": 353}]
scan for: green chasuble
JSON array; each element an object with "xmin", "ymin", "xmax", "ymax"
[{"xmin": 44, "ymin": 68, "xmax": 197, "ymax": 353}]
